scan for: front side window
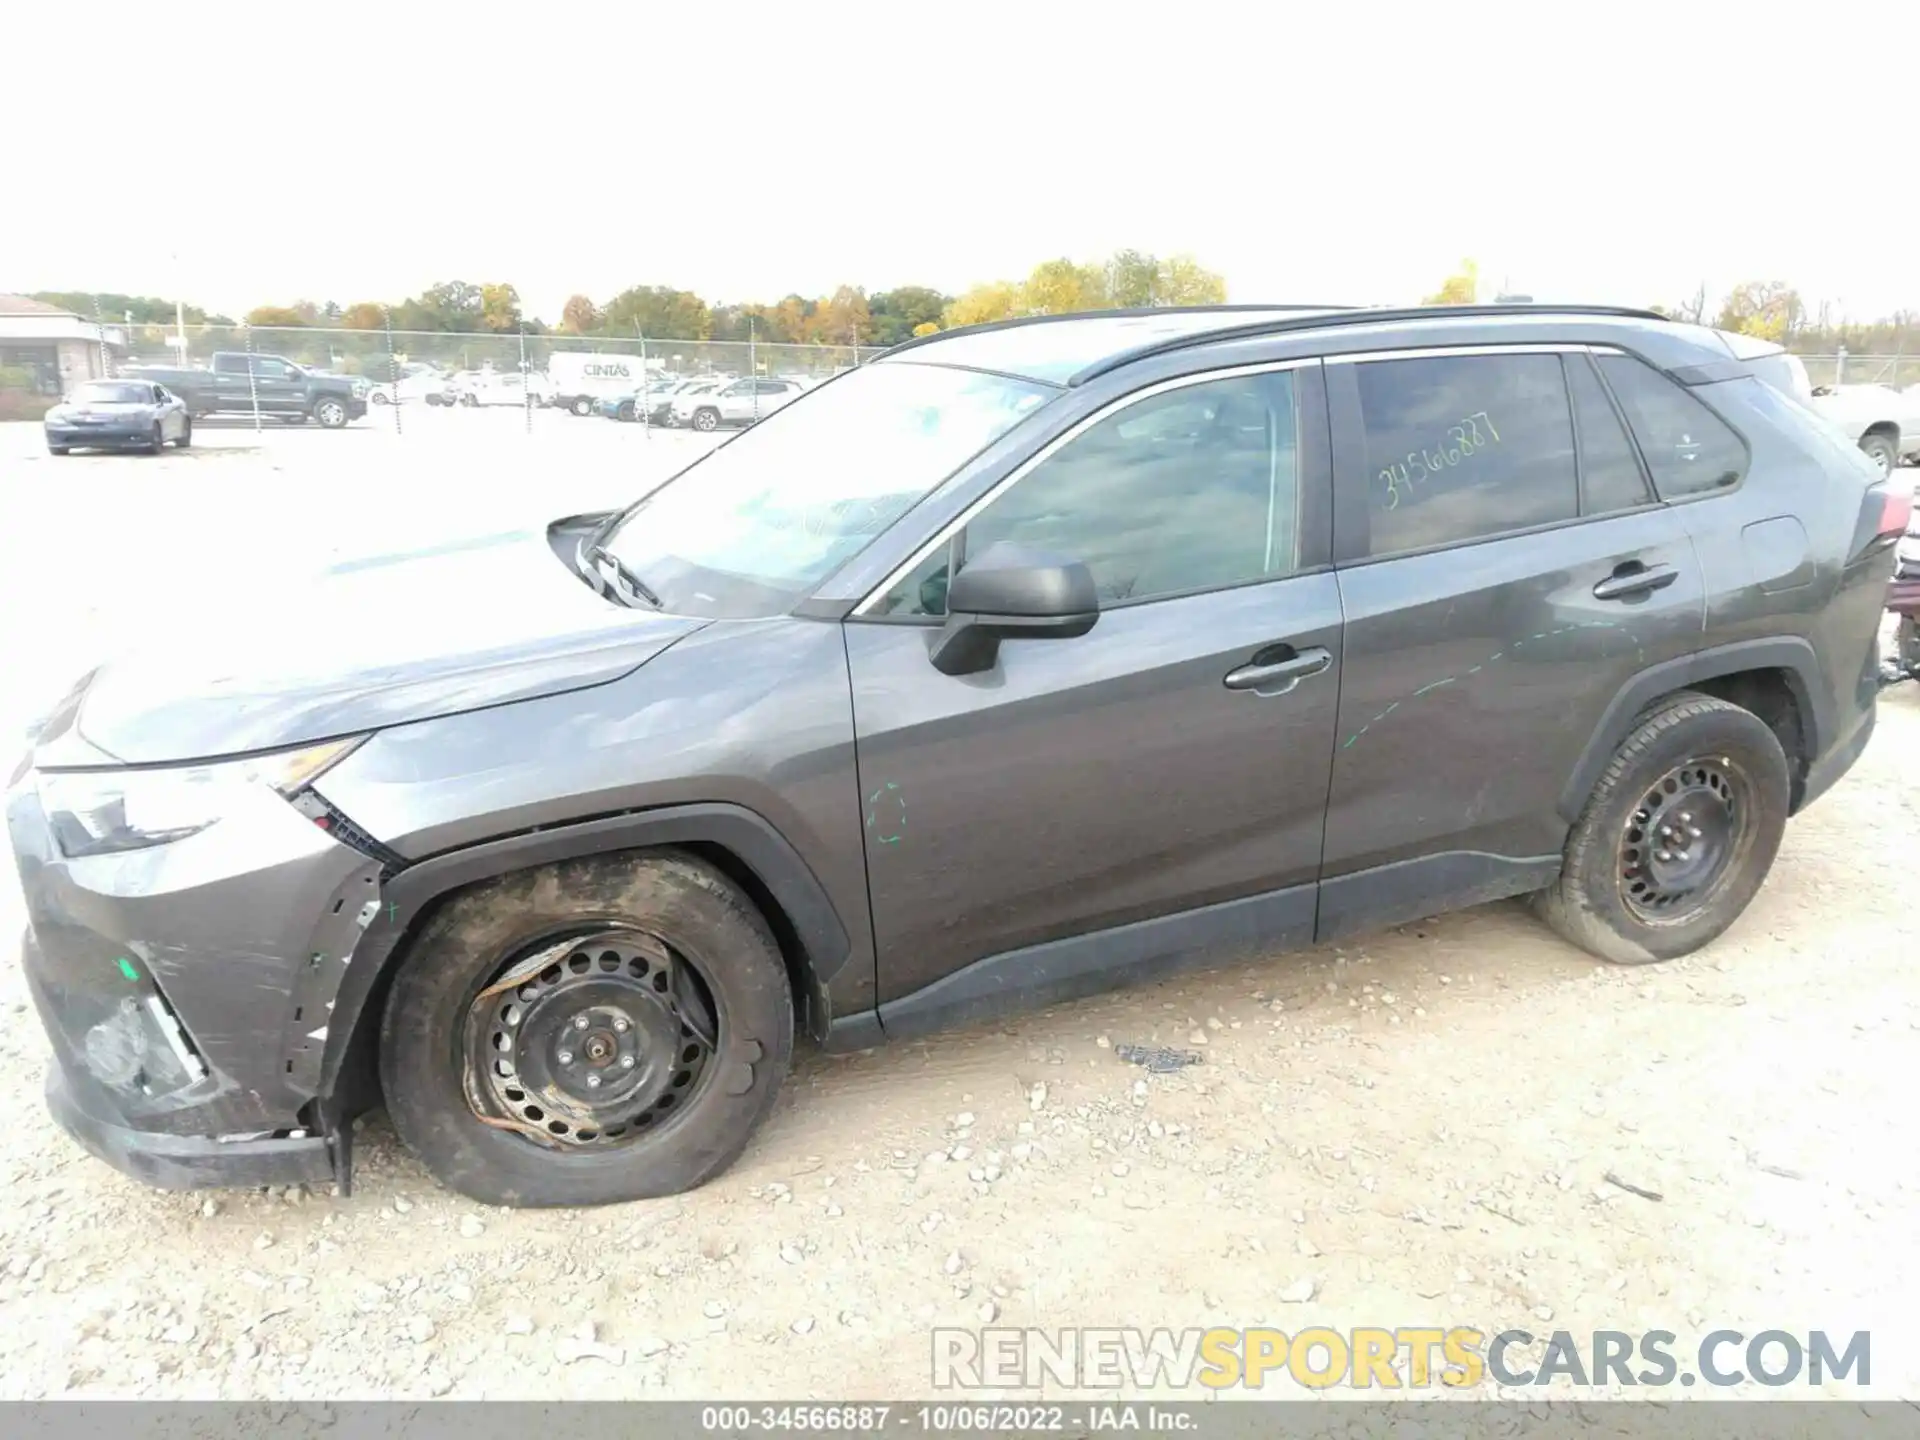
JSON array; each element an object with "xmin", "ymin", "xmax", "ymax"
[
  {"xmin": 603, "ymin": 361, "xmax": 1054, "ymax": 617},
  {"xmin": 1597, "ymin": 354, "xmax": 1748, "ymax": 498},
  {"xmin": 1356, "ymin": 353, "xmax": 1577, "ymax": 557},
  {"xmin": 254, "ymin": 358, "xmax": 292, "ymax": 380},
  {"xmin": 879, "ymin": 370, "xmax": 1301, "ymax": 615}
]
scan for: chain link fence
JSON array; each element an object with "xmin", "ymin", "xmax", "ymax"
[{"xmin": 1792, "ymin": 353, "xmax": 1920, "ymax": 390}]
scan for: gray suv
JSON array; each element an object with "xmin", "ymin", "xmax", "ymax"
[{"xmin": 9, "ymin": 305, "xmax": 1904, "ymax": 1207}]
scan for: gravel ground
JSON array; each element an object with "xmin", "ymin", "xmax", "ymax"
[{"xmin": 0, "ymin": 416, "xmax": 1916, "ymax": 1401}]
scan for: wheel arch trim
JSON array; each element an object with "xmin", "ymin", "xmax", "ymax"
[
  {"xmin": 318, "ymin": 802, "xmax": 856, "ymax": 1109},
  {"xmin": 1555, "ymin": 637, "xmax": 1828, "ymax": 825}
]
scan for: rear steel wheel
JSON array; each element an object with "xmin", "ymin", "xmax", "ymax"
[
  {"xmin": 1536, "ymin": 690, "xmax": 1788, "ymax": 965},
  {"xmin": 1617, "ymin": 759, "xmax": 1755, "ymax": 925}
]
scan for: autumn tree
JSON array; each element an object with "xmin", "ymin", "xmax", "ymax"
[
  {"xmin": 870, "ymin": 286, "xmax": 950, "ymax": 345},
  {"xmin": 601, "ymin": 285, "xmax": 711, "ymax": 340},
  {"xmin": 1021, "ymin": 258, "xmax": 1108, "ymax": 315},
  {"xmin": 1422, "ymin": 260, "xmax": 1479, "ymax": 306},
  {"xmin": 339, "ymin": 302, "xmax": 386, "ymax": 330},
  {"xmin": 1715, "ymin": 281, "xmax": 1804, "ymax": 343},
  {"xmin": 480, "ymin": 283, "xmax": 522, "ymax": 333},
  {"xmin": 812, "ymin": 286, "xmax": 872, "ymax": 346},
  {"xmin": 560, "ymin": 294, "xmax": 601, "ymax": 334},
  {"xmin": 244, "ymin": 305, "xmax": 308, "ymax": 327},
  {"xmin": 943, "ymin": 281, "xmax": 1023, "ymax": 329},
  {"xmin": 1155, "ymin": 255, "xmax": 1227, "ymax": 305},
  {"xmin": 911, "ymin": 321, "xmax": 940, "ymax": 337}
]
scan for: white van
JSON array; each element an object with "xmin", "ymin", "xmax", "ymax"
[{"xmin": 548, "ymin": 352, "xmax": 648, "ymax": 416}]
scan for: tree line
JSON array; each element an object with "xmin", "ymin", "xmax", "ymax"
[
  {"xmin": 29, "ymin": 250, "xmax": 1231, "ymax": 352},
  {"xmin": 34, "ymin": 260, "xmax": 1916, "ymax": 358}
]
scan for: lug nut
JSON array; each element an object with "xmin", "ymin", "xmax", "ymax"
[
  {"xmin": 557, "ymin": 1050, "xmax": 573, "ymax": 1064},
  {"xmin": 620, "ymin": 1055, "xmax": 636, "ymax": 1069},
  {"xmin": 1655, "ymin": 849, "xmax": 1672, "ymax": 862},
  {"xmin": 1688, "ymin": 826, "xmax": 1702, "ymax": 839},
  {"xmin": 613, "ymin": 1017, "xmax": 630, "ymax": 1033},
  {"xmin": 587, "ymin": 1075, "xmax": 601, "ymax": 1089},
  {"xmin": 574, "ymin": 1015, "xmax": 590, "ymax": 1031}
]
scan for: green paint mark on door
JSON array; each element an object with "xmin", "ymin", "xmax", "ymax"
[{"xmin": 117, "ymin": 957, "xmax": 141, "ymax": 982}]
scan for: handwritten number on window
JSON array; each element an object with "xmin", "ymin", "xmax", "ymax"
[{"xmin": 1378, "ymin": 413, "xmax": 1501, "ymax": 509}]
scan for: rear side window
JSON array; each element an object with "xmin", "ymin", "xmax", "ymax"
[
  {"xmin": 1355, "ymin": 353, "xmax": 1576, "ymax": 556},
  {"xmin": 1567, "ymin": 355, "xmax": 1654, "ymax": 514},
  {"xmin": 1596, "ymin": 354, "xmax": 1747, "ymax": 498}
]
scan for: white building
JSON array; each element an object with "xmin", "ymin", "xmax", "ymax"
[{"xmin": 0, "ymin": 295, "xmax": 126, "ymax": 396}]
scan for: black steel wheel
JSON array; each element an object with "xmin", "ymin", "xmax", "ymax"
[
  {"xmin": 1537, "ymin": 691, "xmax": 1789, "ymax": 965},
  {"xmin": 380, "ymin": 851, "xmax": 793, "ymax": 1207},
  {"xmin": 1617, "ymin": 759, "xmax": 1755, "ymax": 925},
  {"xmin": 465, "ymin": 929, "xmax": 717, "ymax": 1148}
]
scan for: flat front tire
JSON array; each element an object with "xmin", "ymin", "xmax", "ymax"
[
  {"xmin": 1536, "ymin": 691, "xmax": 1790, "ymax": 965},
  {"xmin": 380, "ymin": 851, "xmax": 794, "ymax": 1207}
]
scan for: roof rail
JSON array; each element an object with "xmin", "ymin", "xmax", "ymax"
[
  {"xmin": 1067, "ymin": 303, "xmax": 1670, "ymax": 384},
  {"xmin": 876, "ymin": 303, "xmax": 1359, "ymax": 360}
]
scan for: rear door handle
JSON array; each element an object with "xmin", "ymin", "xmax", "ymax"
[
  {"xmin": 1224, "ymin": 645, "xmax": 1332, "ymax": 695},
  {"xmin": 1593, "ymin": 562, "xmax": 1679, "ymax": 601}
]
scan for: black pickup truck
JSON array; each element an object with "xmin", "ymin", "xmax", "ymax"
[{"xmin": 124, "ymin": 352, "xmax": 368, "ymax": 427}]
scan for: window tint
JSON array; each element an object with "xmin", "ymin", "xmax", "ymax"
[
  {"xmin": 1567, "ymin": 355, "xmax": 1653, "ymax": 514},
  {"xmin": 1596, "ymin": 354, "xmax": 1747, "ymax": 497},
  {"xmin": 1356, "ymin": 353, "xmax": 1576, "ymax": 556},
  {"xmin": 880, "ymin": 371, "xmax": 1299, "ymax": 614}
]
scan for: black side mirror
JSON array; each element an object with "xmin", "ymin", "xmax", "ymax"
[{"xmin": 928, "ymin": 542, "xmax": 1099, "ymax": 676}]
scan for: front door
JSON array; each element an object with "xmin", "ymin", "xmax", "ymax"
[
  {"xmin": 844, "ymin": 363, "xmax": 1343, "ymax": 1037},
  {"xmin": 1318, "ymin": 345, "xmax": 1706, "ymax": 937}
]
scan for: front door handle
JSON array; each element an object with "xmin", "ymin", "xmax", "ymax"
[
  {"xmin": 1224, "ymin": 645, "xmax": 1332, "ymax": 695},
  {"xmin": 1593, "ymin": 562, "xmax": 1679, "ymax": 601}
]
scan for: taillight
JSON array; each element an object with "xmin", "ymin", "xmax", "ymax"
[{"xmin": 1877, "ymin": 485, "xmax": 1913, "ymax": 541}]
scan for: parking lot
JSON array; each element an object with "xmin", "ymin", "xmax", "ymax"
[{"xmin": 1, "ymin": 414, "xmax": 1918, "ymax": 1401}]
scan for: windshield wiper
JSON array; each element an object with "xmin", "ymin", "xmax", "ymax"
[{"xmin": 578, "ymin": 539, "xmax": 662, "ymax": 609}]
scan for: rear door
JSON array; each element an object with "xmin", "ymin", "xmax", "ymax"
[
  {"xmin": 1319, "ymin": 345, "xmax": 1705, "ymax": 937},
  {"xmin": 843, "ymin": 361, "xmax": 1343, "ymax": 1034}
]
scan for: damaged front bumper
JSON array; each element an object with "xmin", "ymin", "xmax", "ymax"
[{"xmin": 8, "ymin": 773, "xmax": 388, "ymax": 1191}]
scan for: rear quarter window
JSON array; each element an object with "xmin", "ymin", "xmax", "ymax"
[{"xmin": 1596, "ymin": 354, "xmax": 1748, "ymax": 498}]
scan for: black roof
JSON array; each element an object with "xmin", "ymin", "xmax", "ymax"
[{"xmin": 880, "ymin": 303, "xmax": 1669, "ymax": 386}]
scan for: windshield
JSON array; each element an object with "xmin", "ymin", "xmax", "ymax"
[
  {"xmin": 71, "ymin": 382, "xmax": 150, "ymax": 404},
  {"xmin": 604, "ymin": 361, "xmax": 1055, "ymax": 616}
]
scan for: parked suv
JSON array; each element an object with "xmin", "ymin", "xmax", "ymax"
[
  {"xmin": 670, "ymin": 375, "xmax": 803, "ymax": 431},
  {"xmin": 10, "ymin": 305, "xmax": 1902, "ymax": 1207}
]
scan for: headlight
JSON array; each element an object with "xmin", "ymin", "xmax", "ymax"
[{"xmin": 36, "ymin": 736, "xmax": 364, "ymax": 859}]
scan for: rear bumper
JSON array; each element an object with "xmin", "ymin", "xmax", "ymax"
[{"xmin": 1799, "ymin": 701, "xmax": 1874, "ymax": 812}]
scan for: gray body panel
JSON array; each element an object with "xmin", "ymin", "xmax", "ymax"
[{"xmin": 10, "ymin": 304, "xmax": 1892, "ymax": 1193}]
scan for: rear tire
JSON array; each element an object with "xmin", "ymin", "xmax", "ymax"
[
  {"xmin": 1535, "ymin": 691, "xmax": 1790, "ymax": 965},
  {"xmin": 1860, "ymin": 432, "xmax": 1897, "ymax": 477},
  {"xmin": 571, "ymin": 396, "xmax": 594, "ymax": 416},
  {"xmin": 692, "ymin": 407, "xmax": 719, "ymax": 432},
  {"xmin": 380, "ymin": 851, "xmax": 794, "ymax": 1208}
]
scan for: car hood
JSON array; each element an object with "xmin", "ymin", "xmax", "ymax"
[
  {"xmin": 75, "ymin": 524, "xmax": 708, "ymax": 764},
  {"xmin": 51, "ymin": 402, "xmax": 154, "ymax": 417}
]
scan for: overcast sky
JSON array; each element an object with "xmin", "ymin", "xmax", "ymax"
[{"xmin": 6, "ymin": 1, "xmax": 1911, "ymax": 322}]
